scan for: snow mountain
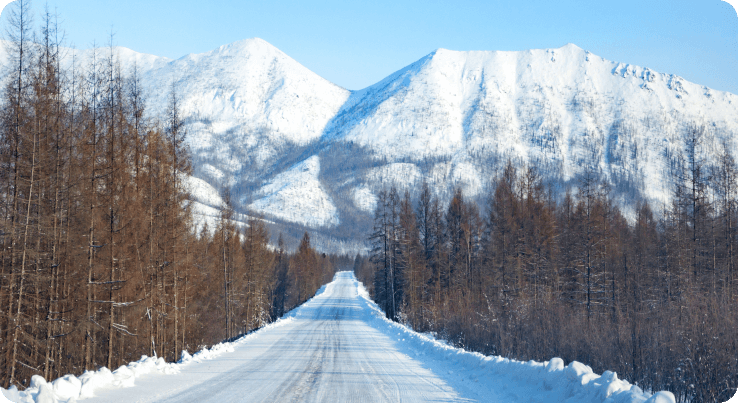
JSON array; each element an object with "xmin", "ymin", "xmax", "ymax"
[
  {"xmin": 7, "ymin": 39, "xmax": 737, "ymax": 250},
  {"xmin": 322, "ymin": 43, "xmax": 738, "ymax": 203}
]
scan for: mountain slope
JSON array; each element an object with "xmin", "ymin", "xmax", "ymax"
[
  {"xmin": 248, "ymin": 155, "xmax": 339, "ymax": 228},
  {"xmin": 6, "ymin": 39, "xmax": 735, "ymax": 250},
  {"xmin": 324, "ymin": 43, "xmax": 738, "ymax": 204},
  {"xmin": 140, "ymin": 38, "xmax": 350, "ymax": 183}
]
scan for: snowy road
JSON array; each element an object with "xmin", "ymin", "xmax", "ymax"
[
  {"xmin": 83, "ymin": 272, "xmax": 469, "ymax": 403},
  {"xmin": 5, "ymin": 271, "xmax": 673, "ymax": 403}
]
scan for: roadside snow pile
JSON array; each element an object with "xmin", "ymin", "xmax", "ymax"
[
  {"xmin": 0, "ymin": 317, "xmax": 295, "ymax": 403},
  {"xmin": 351, "ymin": 274, "xmax": 676, "ymax": 403},
  {"xmin": 2, "ymin": 357, "xmax": 179, "ymax": 403}
]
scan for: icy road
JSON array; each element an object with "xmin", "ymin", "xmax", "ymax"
[
  {"xmin": 7, "ymin": 272, "xmax": 672, "ymax": 403},
  {"xmin": 83, "ymin": 272, "xmax": 468, "ymax": 402}
]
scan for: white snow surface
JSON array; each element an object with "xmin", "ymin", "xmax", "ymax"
[
  {"xmin": 325, "ymin": 43, "xmax": 738, "ymax": 210},
  {"xmin": 182, "ymin": 175, "xmax": 224, "ymax": 209},
  {"xmin": 248, "ymin": 155, "xmax": 339, "ymax": 228},
  {"xmin": 144, "ymin": 38, "xmax": 349, "ymax": 147},
  {"xmin": 181, "ymin": 174, "xmax": 258, "ymax": 235},
  {"xmin": 366, "ymin": 163, "xmax": 424, "ymax": 192},
  {"xmin": 2, "ymin": 272, "xmax": 675, "ymax": 403},
  {"xmin": 181, "ymin": 174, "xmax": 277, "ymax": 237},
  {"xmin": 351, "ymin": 184, "xmax": 378, "ymax": 213},
  {"xmin": 187, "ymin": 201, "xmax": 239, "ymax": 236}
]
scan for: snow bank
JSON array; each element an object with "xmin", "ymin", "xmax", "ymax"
[
  {"xmin": 1, "ymin": 357, "xmax": 177, "ymax": 403},
  {"xmin": 0, "ymin": 317, "xmax": 295, "ymax": 403},
  {"xmin": 351, "ymin": 274, "xmax": 676, "ymax": 403}
]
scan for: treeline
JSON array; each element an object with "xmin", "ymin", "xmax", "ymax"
[
  {"xmin": 0, "ymin": 0, "xmax": 335, "ymax": 389},
  {"xmin": 358, "ymin": 127, "xmax": 738, "ymax": 403}
]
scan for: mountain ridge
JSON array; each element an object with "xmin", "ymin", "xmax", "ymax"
[{"xmin": 4, "ymin": 38, "xmax": 735, "ymax": 251}]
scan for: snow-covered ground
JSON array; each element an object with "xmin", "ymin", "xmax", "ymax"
[
  {"xmin": 248, "ymin": 155, "xmax": 340, "ymax": 228},
  {"xmin": 351, "ymin": 184, "xmax": 378, "ymax": 213},
  {"xmin": 2, "ymin": 272, "xmax": 677, "ymax": 403},
  {"xmin": 182, "ymin": 175, "xmax": 225, "ymax": 210},
  {"xmin": 181, "ymin": 173, "xmax": 274, "ymax": 235}
]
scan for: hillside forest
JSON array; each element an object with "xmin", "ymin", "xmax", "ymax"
[{"xmin": 0, "ymin": 1, "xmax": 341, "ymax": 389}]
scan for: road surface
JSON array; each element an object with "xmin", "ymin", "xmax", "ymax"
[
  {"xmin": 26, "ymin": 271, "xmax": 667, "ymax": 403},
  {"xmin": 83, "ymin": 272, "xmax": 471, "ymax": 402}
]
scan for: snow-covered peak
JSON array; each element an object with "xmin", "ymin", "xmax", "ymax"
[
  {"xmin": 174, "ymin": 38, "xmax": 285, "ymax": 67},
  {"xmin": 328, "ymin": 42, "xmax": 738, "ymax": 166},
  {"xmin": 107, "ymin": 46, "xmax": 172, "ymax": 71},
  {"xmin": 311, "ymin": 43, "xmax": 738, "ymax": 225},
  {"xmin": 208, "ymin": 37, "xmax": 282, "ymax": 57},
  {"xmin": 115, "ymin": 37, "xmax": 352, "ymax": 154},
  {"xmin": 3, "ymin": 39, "xmax": 735, "ymax": 244}
]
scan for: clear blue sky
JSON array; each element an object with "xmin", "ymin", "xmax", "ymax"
[{"xmin": 3, "ymin": 0, "xmax": 737, "ymax": 93}]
